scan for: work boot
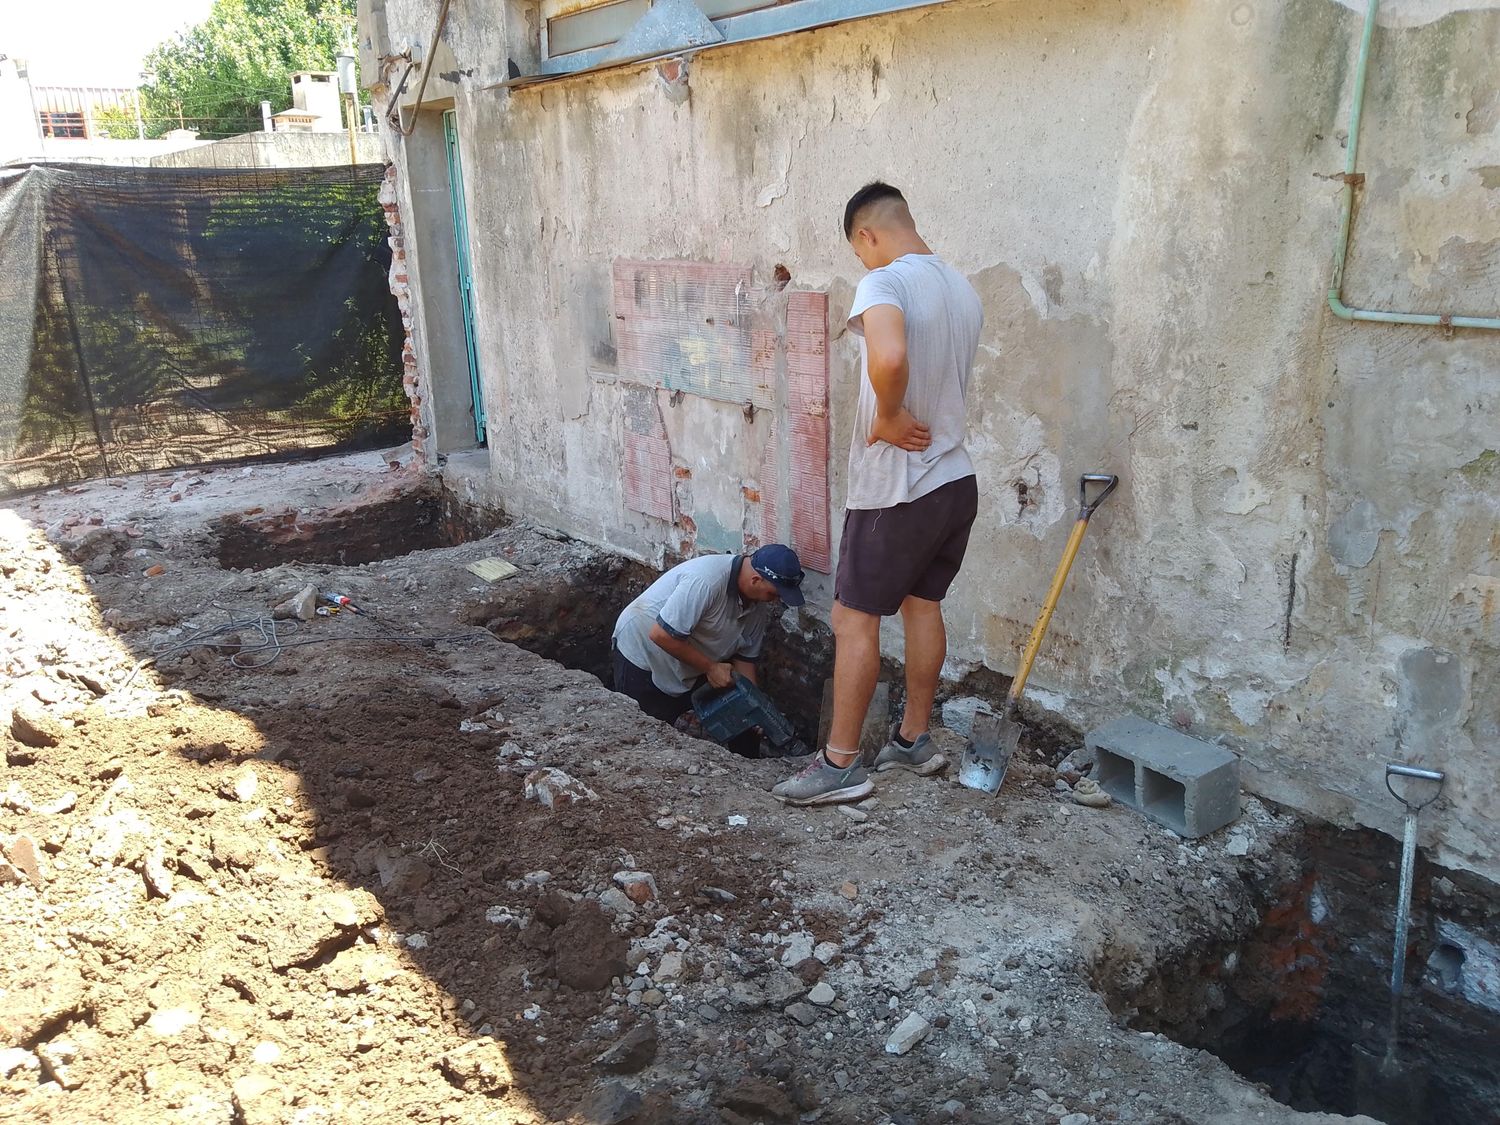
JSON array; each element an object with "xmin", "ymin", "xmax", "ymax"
[
  {"xmin": 873, "ymin": 730, "xmax": 947, "ymax": 776},
  {"xmin": 772, "ymin": 752, "xmax": 874, "ymax": 806}
]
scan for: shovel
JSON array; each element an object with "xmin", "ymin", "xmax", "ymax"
[
  {"xmin": 958, "ymin": 473, "xmax": 1118, "ymax": 794},
  {"xmin": 1353, "ymin": 763, "xmax": 1445, "ymax": 1123}
]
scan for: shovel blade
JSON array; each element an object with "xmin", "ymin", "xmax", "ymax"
[{"xmin": 958, "ymin": 708, "xmax": 1023, "ymax": 794}]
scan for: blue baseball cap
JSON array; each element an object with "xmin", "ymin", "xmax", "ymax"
[{"xmin": 750, "ymin": 544, "xmax": 805, "ymax": 606}]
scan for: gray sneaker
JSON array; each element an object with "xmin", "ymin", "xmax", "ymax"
[
  {"xmin": 772, "ymin": 752, "xmax": 875, "ymax": 806},
  {"xmin": 873, "ymin": 731, "xmax": 948, "ymax": 776}
]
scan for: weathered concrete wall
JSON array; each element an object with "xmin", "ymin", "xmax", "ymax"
[
  {"xmin": 367, "ymin": 0, "xmax": 1500, "ymax": 884},
  {"xmin": 147, "ymin": 131, "xmax": 385, "ymax": 168}
]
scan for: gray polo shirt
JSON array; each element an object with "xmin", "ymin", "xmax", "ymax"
[{"xmin": 612, "ymin": 554, "xmax": 771, "ymax": 696}]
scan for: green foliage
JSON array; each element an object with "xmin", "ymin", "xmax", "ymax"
[
  {"xmin": 140, "ymin": 0, "xmax": 356, "ymax": 139},
  {"xmin": 91, "ymin": 104, "xmax": 144, "ymax": 141}
]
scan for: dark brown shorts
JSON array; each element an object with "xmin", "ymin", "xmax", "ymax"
[{"xmin": 835, "ymin": 475, "xmax": 979, "ymax": 617}]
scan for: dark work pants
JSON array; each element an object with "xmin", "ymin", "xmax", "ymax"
[{"xmin": 611, "ymin": 644, "xmax": 760, "ymax": 758}]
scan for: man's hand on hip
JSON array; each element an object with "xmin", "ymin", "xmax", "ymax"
[{"xmin": 868, "ymin": 409, "xmax": 932, "ymax": 452}]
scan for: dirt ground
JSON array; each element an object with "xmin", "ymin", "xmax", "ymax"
[{"xmin": 1, "ymin": 454, "xmax": 1382, "ymax": 1124}]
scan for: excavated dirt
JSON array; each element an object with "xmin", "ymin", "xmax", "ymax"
[{"xmin": 1, "ymin": 455, "xmax": 1394, "ymax": 1125}]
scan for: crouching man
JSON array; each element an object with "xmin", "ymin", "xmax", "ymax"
[{"xmin": 611, "ymin": 545, "xmax": 805, "ymax": 757}]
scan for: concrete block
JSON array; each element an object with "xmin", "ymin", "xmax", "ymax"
[{"xmin": 1085, "ymin": 715, "xmax": 1239, "ymax": 838}]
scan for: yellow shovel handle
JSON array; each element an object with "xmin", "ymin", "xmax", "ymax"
[
  {"xmin": 1008, "ymin": 516, "xmax": 1089, "ymax": 705},
  {"xmin": 1006, "ymin": 473, "xmax": 1116, "ymax": 706}
]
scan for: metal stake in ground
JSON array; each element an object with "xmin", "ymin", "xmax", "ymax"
[{"xmin": 959, "ymin": 473, "xmax": 1117, "ymax": 794}]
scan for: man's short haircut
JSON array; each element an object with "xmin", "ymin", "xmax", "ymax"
[{"xmin": 843, "ymin": 181, "xmax": 906, "ymax": 240}]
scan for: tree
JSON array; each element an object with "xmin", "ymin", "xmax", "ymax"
[
  {"xmin": 139, "ymin": 0, "xmax": 355, "ymax": 139},
  {"xmin": 91, "ymin": 103, "xmax": 144, "ymax": 140}
]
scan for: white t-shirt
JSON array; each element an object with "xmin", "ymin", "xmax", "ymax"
[
  {"xmin": 612, "ymin": 554, "xmax": 771, "ymax": 696},
  {"xmin": 846, "ymin": 254, "xmax": 984, "ymax": 511}
]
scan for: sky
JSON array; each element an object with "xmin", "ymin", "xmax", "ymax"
[{"xmin": 5, "ymin": 0, "xmax": 214, "ymax": 87}]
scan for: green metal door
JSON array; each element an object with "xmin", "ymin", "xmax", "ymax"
[{"xmin": 443, "ymin": 110, "xmax": 485, "ymax": 444}]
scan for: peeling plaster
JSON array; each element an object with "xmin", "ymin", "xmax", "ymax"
[{"xmin": 1328, "ymin": 500, "xmax": 1383, "ymax": 568}]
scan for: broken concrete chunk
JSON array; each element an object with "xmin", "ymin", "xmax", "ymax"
[
  {"xmin": 290, "ymin": 585, "xmax": 319, "ymax": 622},
  {"xmin": 726, "ymin": 982, "xmax": 765, "ymax": 1011},
  {"xmin": 808, "ymin": 982, "xmax": 836, "ymax": 1006},
  {"xmin": 761, "ymin": 969, "xmax": 806, "ymax": 1007},
  {"xmin": 885, "ymin": 1011, "xmax": 932, "ymax": 1055},
  {"xmin": 784, "ymin": 1001, "xmax": 818, "ymax": 1026},
  {"xmin": 655, "ymin": 951, "xmax": 685, "ymax": 981},
  {"xmin": 594, "ymin": 1022, "xmax": 658, "ymax": 1075},
  {"xmin": 780, "ymin": 931, "xmax": 815, "ymax": 967},
  {"xmin": 612, "ymin": 870, "xmax": 657, "ymax": 904},
  {"xmin": 813, "ymin": 941, "xmax": 840, "ymax": 965},
  {"xmin": 523, "ymin": 767, "xmax": 597, "ymax": 810},
  {"xmin": 598, "ymin": 887, "xmax": 636, "ymax": 916}
]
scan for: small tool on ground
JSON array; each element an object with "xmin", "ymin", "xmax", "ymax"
[
  {"xmin": 1353, "ymin": 762, "xmax": 1445, "ymax": 1122},
  {"xmin": 959, "ymin": 473, "xmax": 1118, "ymax": 794}
]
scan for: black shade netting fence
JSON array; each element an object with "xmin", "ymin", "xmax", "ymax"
[{"xmin": 0, "ymin": 162, "xmax": 408, "ymax": 497}]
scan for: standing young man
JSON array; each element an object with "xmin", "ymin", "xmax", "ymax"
[{"xmin": 774, "ymin": 182, "xmax": 983, "ymax": 805}]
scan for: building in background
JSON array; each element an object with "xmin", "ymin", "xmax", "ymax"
[
  {"xmin": 269, "ymin": 71, "xmax": 346, "ymax": 133},
  {"xmin": 32, "ymin": 84, "xmax": 143, "ymax": 139},
  {"xmin": 2, "ymin": 68, "xmax": 381, "ymax": 168}
]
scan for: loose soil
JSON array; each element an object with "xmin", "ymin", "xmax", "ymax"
[{"xmin": 2, "ymin": 455, "xmax": 1385, "ymax": 1125}]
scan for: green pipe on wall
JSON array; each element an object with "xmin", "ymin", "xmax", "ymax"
[{"xmin": 1326, "ymin": 0, "xmax": 1500, "ymax": 331}]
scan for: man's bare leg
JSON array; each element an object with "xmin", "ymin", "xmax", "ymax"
[
  {"xmin": 824, "ymin": 599, "xmax": 880, "ymax": 767},
  {"xmin": 898, "ymin": 595, "xmax": 945, "ymax": 740}
]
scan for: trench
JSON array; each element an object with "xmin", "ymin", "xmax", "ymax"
[
  {"xmin": 466, "ymin": 552, "xmax": 838, "ymax": 755},
  {"xmin": 207, "ymin": 490, "xmax": 1070, "ymax": 762},
  {"xmin": 213, "ymin": 491, "xmax": 488, "ymax": 570},
  {"xmin": 1111, "ymin": 823, "xmax": 1500, "ymax": 1124}
]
